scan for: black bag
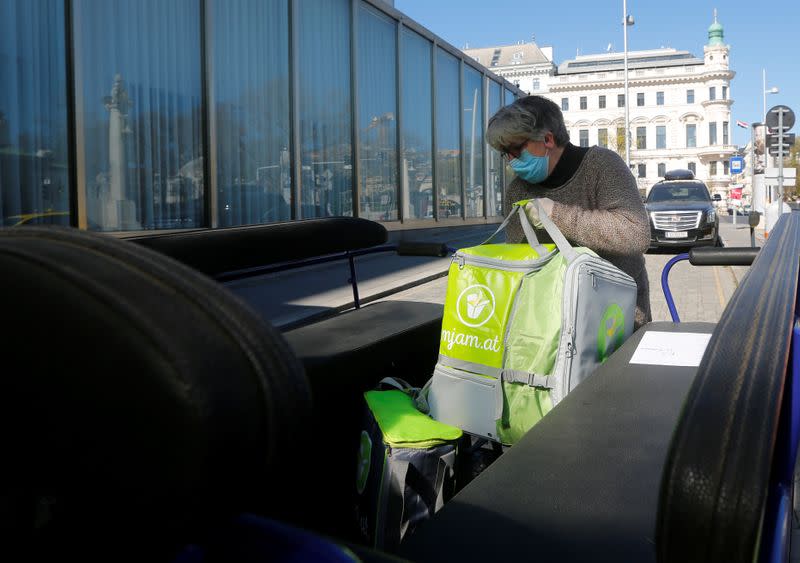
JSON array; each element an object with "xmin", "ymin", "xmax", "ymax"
[{"xmin": 355, "ymin": 379, "xmax": 462, "ymax": 552}]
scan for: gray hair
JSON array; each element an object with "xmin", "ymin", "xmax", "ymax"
[{"xmin": 486, "ymin": 95, "xmax": 570, "ymax": 152}]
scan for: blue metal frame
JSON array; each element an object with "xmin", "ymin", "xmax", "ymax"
[
  {"xmin": 660, "ymin": 253, "xmax": 689, "ymax": 323},
  {"xmin": 763, "ymin": 314, "xmax": 800, "ymax": 563}
]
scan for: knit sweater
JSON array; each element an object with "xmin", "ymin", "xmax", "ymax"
[{"xmin": 504, "ymin": 145, "xmax": 652, "ymax": 328}]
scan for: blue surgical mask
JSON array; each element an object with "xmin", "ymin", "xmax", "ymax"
[{"xmin": 510, "ymin": 149, "xmax": 550, "ymax": 184}]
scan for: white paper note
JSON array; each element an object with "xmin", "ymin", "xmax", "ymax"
[{"xmin": 629, "ymin": 331, "xmax": 713, "ymax": 367}]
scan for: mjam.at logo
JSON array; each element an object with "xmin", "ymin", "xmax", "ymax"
[
  {"xmin": 456, "ymin": 284, "xmax": 496, "ymax": 328},
  {"xmin": 597, "ymin": 303, "xmax": 626, "ymax": 363}
]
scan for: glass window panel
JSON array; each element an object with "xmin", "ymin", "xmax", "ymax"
[
  {"xmin": 723, "ymin": 121, "xmax": 729, "ymax": 145},
  {"xmin": 688, "ymin": 161, "xmax": 696, "ymax": 174},
  {"xmin": 656, "ymin": 91, "xmax": 664, "ymax": 105},
  {"xmin": 358, "ymin": 4, "xmax": 397, "ymax": 221},
  {"xmin": 298, "ymin": 0, "xmax": 352, "ymax": 218},
  {"xmin": 637, "ymin": 163, "xmax": 646, "ymax": 178},
  {"xmin": 710, "ymin": 161, "xmax": 717, "ymax": 175},
  {"xmin": 463, "ymin": 67, "xmax": 483, "ymax": 218},
  {"xmin": 722, "ymin": 86, "xmax": 728, "ymax": 100},
  {"xmin": 617, "ymin": 94, "xmax": 625, "ymax": 107},
  {"xmin": 687, "ymin": 89, "xmax": 694, "ymax": 104},
  {"xmin": 74, "ymin": 0, "xmax": 204, "ymax": 231},
  {"xmin": 709, "ymin": 122, "xmax": 717, "ymax": 145},
  {"xmin": 656, "ymin": 125, "xmax": 666, "ymax": 149},
  {"xmin": 436, "ymin": 48, "xmax": 461, "ymax": 219},
  {"xmin": 636, "ymin": 126, "xmax": 646, "ymax": 149},
  {"xmin": 487, "ymin": 80, "xmax": 502, "ymax": 217},
  {"xmin": 686, "ymin": 124, "xmax": 696, "ymax": 148},
  {"xmin": 0, "ymin": 1, "xmax": 70, "ymax": 227},
  {"xmin": 579, "ymin": 129, "xmax": 589, "ymax": 147},
  {"xmin": 401, "ymin": 28, "xmax": 432, "ymax": 221},
  {"xmin": 658, "ymin": 162, "xmax": 666, "ymax": 177},
  {"xmin": 637, "ymin": 92, "xmax": 644, "ymax": 106},
  {"xmin": 598, "ymin": 128, "xmax": 608, "ymax": 148},
  {"xmin": 211, "ymin": 0, "xmax": 290, "ymax": 227},
  {"xmin": 599, "ymin": 95, "xmax": 606, "ymax": 109},
  {"xmin": 561, "ymin": 97, "xmax": 569, "ymax": 111},
  {"xmin": 504, "ymin": 87, "xmax": 514, "ymax": 106},
  {"xmin": 709, "ymin": 86, "xmax": 716, "ymax": 100},
  {"xmin": 579, "ymin": 96, "xmax": 587, "ymax": 110}
]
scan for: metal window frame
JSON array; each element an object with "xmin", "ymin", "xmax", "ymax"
[
  {"xmin": 430, "ymin": 40, "xmax": 439, "ymax": 220},
  {"xmin": 288, "ymin": 0, "xmax": 301, "ymax": 220},
  {"xmin": 349, "ymin": 0, "xmax": 361, "ymax": 218},
  {"xmin": 60, "ymin": 0, "xmax": 519, "ymax": 232},
  {"xmin": 458, "ymin": 58, "xmax": 466, "ymax": 220},
  {"xmin": 201, "ymin": 0, "xmax": 216, "ymax": 228},
  {"xmin": 64, "ymin": 0, "xmax": 80, "ymax": 228},
  {"xmin": 395, "ymin": 19, "xmax": 404, "ymax": 222}
]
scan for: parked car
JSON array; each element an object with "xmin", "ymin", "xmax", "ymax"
[
  {"xmin": 645, "ymin": 169, "xmax": 720, "ymax": 249},
  {"xmin": 727, "ymin": 203, "xmax": 750, "ymax": 216}
]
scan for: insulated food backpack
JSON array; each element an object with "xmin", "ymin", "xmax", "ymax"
[{"xmin": 425, "ymin": 200, "xmax": 637, "ymax": 445}]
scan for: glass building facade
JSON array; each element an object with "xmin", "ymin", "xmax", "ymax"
[{"xmin": 0, "ymin": 0, "xmax": 521, "ymax": 232}]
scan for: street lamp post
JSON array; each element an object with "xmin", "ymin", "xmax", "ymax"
[
  {"xmin": 622, "ymin": 1, "xmax": 634, "ymax": 168},
  {"xmin": 761, "ymin": 68, "xmax": 779, "ymax": 202}
]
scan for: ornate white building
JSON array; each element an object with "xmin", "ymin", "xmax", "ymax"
[
  {"xmin": 464, "ymin": 40, "xmax": 556, "ymax": 96},
  {"xmin": 465, "ymin": 14, "xmax": 736, "ymax": 197}
]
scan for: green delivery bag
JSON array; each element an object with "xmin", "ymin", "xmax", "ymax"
[
  {"xmin": 425, "ymin": 200, "xmax": 637, "ymax": 445},
  {"xmin": 355, "ymin": 378, "xmax": 462, "ymax": 552}
]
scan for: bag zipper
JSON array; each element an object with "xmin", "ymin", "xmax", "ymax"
[{"xmin": 455, "ymin": 251, "xmax": 554, "ymax": 273}]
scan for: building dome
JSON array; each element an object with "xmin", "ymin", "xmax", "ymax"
[{"xmin": 708, "ymin": 12, "xmax": 724, "ymax": 46}]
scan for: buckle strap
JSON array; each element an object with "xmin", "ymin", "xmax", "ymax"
[{"xmin": 501, "ymin": 369, "xmax": 555, "ymax": 390}]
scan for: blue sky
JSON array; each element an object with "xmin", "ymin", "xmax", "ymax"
[{"xmin": 395, "ymin": 0, "xmax": 799, "ymax": 147}]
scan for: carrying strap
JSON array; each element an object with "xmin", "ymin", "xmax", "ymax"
[
  {"xmin": 500, "ymin": 369, "xmax": 556, "ymax": 390},
  {"xmin": 516, "ymin": 199, "xmax": 578, "ymax": 263},
  {"xmin": 479, "ymin": 205, "xmax": 549, "ymax": 256},
  {"xmin": 380, "ymin": 376, "xmax": 433, "ymax": 416},
  {"xmin": 377, "ymin": 377, "xmax": 416, "ymax": 393}
]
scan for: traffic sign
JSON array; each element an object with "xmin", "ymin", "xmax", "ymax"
[
  {"xmin": 766, "ymin": 105, "xmax": 795, "ymax": 131},
  {"xmin": 729, "ymin": 156, "xmax": 745, "ymax": 174},
  {"xmin": 767, "ymin": 133, "xmax": 796, "ymax": 148},
  {"xmin": 769, "ymin": 146, "xmax": 792, "ymax": 157},
  {"xmin": 765, "ymin": 167, "xmax": 796, "ymax": 179}
]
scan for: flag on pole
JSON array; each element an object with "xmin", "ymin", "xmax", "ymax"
[{"xmin": 736, "ymin": 120, "xmax": 749, "ymax": 128}]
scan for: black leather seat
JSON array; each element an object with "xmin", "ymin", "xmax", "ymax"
[{"xmin": 0, "ymin": 226, "xmax": 312, "ymax": 560}]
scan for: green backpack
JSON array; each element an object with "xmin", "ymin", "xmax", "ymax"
[{"xmin": 425, "ymin": 200, "xmax": 637, "ymax": 445}]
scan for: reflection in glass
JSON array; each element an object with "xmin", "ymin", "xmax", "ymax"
[
  {"xmin": 487, "ymin": 81, "xmax": 503, "ymax": 217},
  {"xmin": 504, "ymin": 88, "xmax": 516, "ymax": 106},
  {"xmin": 74, "ymin": 0, "xmax": 203, "ymax": 231},
  {"xmin": 298, "ymin": 0, "xmax": 352, "ymax": 218},
  {"xmin": 212, "ymin": 0, "xmax": 290, "ymax": 227},
  {"xmin": 435, "ymin": 49, "xmax": 461, "ymax": 219},
  {"xmin": 401, "ymin": 29, "xmax": 433, "ymax": 220},
  {"xmin": 463, "ymin": 67, "xmax": 484, "ymax": 218},
  {"xmin": 0, "ymin": 1, "xmax": 70, "ymax": 227},
  {"xmin": 358, "ymin": 4, "xmax": 397, "ymax": 221}
]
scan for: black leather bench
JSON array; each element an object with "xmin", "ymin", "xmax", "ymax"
[
  {"xmin": 401, "ymin": 321, "xmax": 714, "ymax": 562},
  {"xmin": 129, "ymin": 218, "xmax": 445, "ymax": 539},
  {"xmin": 402, "ymin": 213, "xmax": 800, "ymax": 562}
]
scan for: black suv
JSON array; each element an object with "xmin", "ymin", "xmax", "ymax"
[{"xmin": 645, "ymin": 169, "xmax": 720, "ymax": 249}]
